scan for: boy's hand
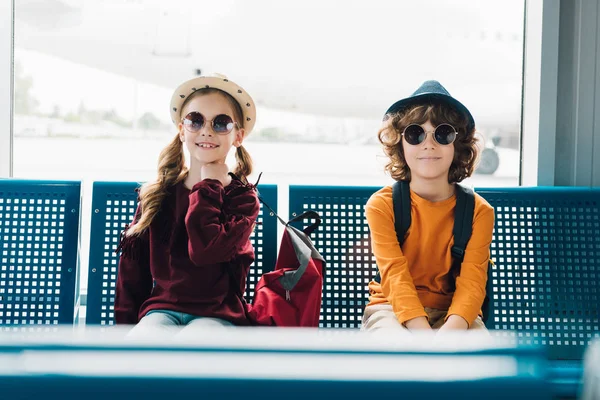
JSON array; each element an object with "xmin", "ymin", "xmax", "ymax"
[
  {"xmin": 437, "ymin": 314, "xmax": 468, "ymax": 334},
  {"xmin": 404, "ymin": 316, "xmax": 432, "ymax": 331}
]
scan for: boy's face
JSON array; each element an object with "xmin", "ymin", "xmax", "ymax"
[{"xmin": 402, "ymin": 120, "xmax": 455, "ymax": 182}]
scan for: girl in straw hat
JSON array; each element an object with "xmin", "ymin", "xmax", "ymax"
[{"xmin": 115, "ymin": 74, "xmax": 259, "ymax": 334}]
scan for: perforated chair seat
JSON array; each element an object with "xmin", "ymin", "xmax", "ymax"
[
  {"xmin": 289, "ymin": 186, "xmax": 600, "ymax": 361},
  {"xmin": 0, "ymin": 180, "xmax": 81, "ymax": 327},
  {"xmin": 86, "ymin": 181, "xmax": 277, "ymax": 326},
  {"xmin": 479, "ymin": 187, "xmax": 600, "ymax": 361},
  {"xmin": 289, "ymin": 185, "xmax": 379, "ymax": 328}
]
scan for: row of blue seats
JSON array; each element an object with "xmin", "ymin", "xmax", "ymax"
[{"xmin": 0, "ymin": 179, "xmax": 599, "ymax": 398}]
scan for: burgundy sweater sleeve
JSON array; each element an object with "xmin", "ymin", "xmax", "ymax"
[
  {"xmin": 114, "ymin": 204, "xmax": 153, "ymax": 324},
  {"xmin": 185, "ymin": 179, "xmax": 260, "ymax": 266}
]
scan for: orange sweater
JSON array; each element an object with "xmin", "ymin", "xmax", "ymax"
[{"xmin": 366, "ymin": 185, "xmax": 494, "ymax": 327}]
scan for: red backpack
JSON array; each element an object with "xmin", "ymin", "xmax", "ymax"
[{"xmin": 245, "ymin": 207, "xmax": 326, "ymax": 327}]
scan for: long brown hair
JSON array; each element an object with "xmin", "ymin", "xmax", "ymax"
[
  {"xmin": 126, "ymin": 88, "xmax": 253, "ymax": 236},
  {"xmin": 378, "ymin": 103, "xmax": 479, "ymax": 183}
]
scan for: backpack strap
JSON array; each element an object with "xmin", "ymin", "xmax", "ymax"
[
  {"xmin": 373, "ymin": 180, "xmax": 411, "ymax": 283},
  {"xmin": 448, "ymin": 184, "xmax": 475, "ymax": 290},
  {"xmin": 451, "ymin": 185, "xmax": 493, "ymax": 323},
  {"xmin": 451, "ymin": 185, "xmax": 475, "ymax": 261},
  {"xmin": 393, "ymin": 180, "xmax": 412, "ymax": 246}
]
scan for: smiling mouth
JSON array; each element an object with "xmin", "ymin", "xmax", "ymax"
[
  {"xmin": 418, "ymin": 157, "xmax": 441, "ymax": 160},
  {"xmin": 196, "ymin": 143, "xmax": 219, "ymax": 149}
]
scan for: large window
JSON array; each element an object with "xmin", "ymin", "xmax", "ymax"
[{"xmin": 14, "ymin": 0, "xmax": 525, "ymax": 188}]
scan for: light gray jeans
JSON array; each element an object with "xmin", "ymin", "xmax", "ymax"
[
  {"xmin": 126, "ymin": 309, "xmax": 233, "ymax": 339},
  {"xmin": 361, "ymin": 304, "xmax": 487, "ymax": 333}
]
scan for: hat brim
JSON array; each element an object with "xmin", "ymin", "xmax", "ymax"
[
  {"xmin": 385, "ymin": 92, "xmax": 475, "ymax": 131},
  {"xmin": 170, "ymin": 76, "xmax": 256, "ymax": 134}
]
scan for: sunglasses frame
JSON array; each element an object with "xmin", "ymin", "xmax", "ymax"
[
  {"xmin": 401, "ymin": 123, "xmax": 458, "ymax": 146},
  {"xmin": 182, "ymin": 111, "xmax": 239, "ymax": 135}
]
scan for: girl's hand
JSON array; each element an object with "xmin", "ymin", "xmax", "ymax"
[{"xmin": 201, "ymin": 163, "xmax": 231, "ymax": 186}]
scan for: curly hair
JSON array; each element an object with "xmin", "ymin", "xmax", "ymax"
[
  {"xmin": 126, "ymin": 88, "xmax": 253, "ymax": 237},
  {"xmin": 378, "ymin": 103, "xmax": 480, "ymax": 183}
]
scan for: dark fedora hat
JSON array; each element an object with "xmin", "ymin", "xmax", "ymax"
[{"xmin": 384, "ymin": 80, "xmax": 475, "ymax": 131}]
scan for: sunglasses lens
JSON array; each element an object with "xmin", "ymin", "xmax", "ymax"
[
  {"xmin": 434, "ymin": 124, "xmax": 457, "ymax": 145},
  {"xmin": 404, "ymin": 124, "xmax": 426, "ymax": 145},
  {"xmin": 183, "ymin": 112, "xmax": 204, "ymax": 132},
  {"xmin": 213, "ymin": 114, "xmax": 235, "ymax": 133}
]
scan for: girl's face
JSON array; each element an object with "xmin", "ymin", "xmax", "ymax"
[
  {"xmin": 402, "ymin": 120, "xmax": 455, "ymax": 182},
  {"xmin": 178, "ymin": 92, "xmax": 245, "ymax": 166}
]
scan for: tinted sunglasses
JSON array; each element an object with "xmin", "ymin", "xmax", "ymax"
[
  {"xmin": 182, "ymin": 111, "xmax": 238, "ymax": 134},
  {"xmin": 402, "ymin": 123, "xmax": 458, "ymax": 146}
]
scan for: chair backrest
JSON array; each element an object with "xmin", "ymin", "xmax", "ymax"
[
  {"xmin": 288, "ymin": 185, "xmax": 379, "ymax": 328},
  {"xmin": 86, "ymin": 181, "xmax": 278, "ymax": 326},
  {"xmin": 0, "ymin": 179, "xmax": 81, "ymax": 327},
  {"xmin": 479, "ymin": 187, "xmax": 600, "ymax": 360},
  {"xmin": 289, "ymin": 184, "xmax": 600, "ymax": 360}
]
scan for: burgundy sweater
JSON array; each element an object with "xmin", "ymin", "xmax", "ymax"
[{"xmin": 114, "ymin": 176, "xmax": 260, "ymax": 325}]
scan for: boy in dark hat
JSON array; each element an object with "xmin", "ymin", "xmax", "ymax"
[{"xmin": 362, "ymin": 81, "xmax": 495, "ymax": 334}]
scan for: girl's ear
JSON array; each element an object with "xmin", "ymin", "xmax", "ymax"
[
  {"xmin": 178, "ymin": 123, "xmax": 185, "ymax": 142},
  {"xmin": 234, "ymin": 128, "xmax": 246, "ymax": 147}
]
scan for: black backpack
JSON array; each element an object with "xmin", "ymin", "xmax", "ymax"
[{"xmin": 373, "ymin": 180, "xmax": 491, "ymax": 323}]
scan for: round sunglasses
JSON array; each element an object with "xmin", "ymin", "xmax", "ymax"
[
  {"xmin": 402, "ymin": 123, "xmax": 458, "ymax": 146},
  {"xmin": 182, "ymin": 111, "xmax": 238, "ymax": 134}
]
